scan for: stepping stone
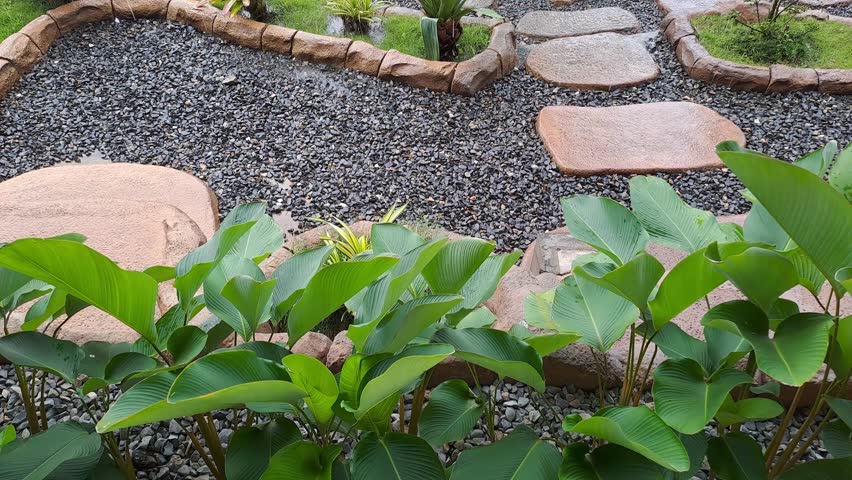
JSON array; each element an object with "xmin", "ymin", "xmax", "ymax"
[
  {"xmin": 536, "ymin": 102, "xmax": 746, "ymax": 175},
  {"xmin": 517, "ymin": 8, "xmax": 640, "ymax": 40},
  {"xmin": 656, "ymin": 0, "xmax": 727, "ymax": 16},
  {"xmin": 463, "ymin": 0, "xmax": 496, "ymax": 9},
  {"xmin": 525, "ymin": 32, "xmax": 659, "ymax": 90}
]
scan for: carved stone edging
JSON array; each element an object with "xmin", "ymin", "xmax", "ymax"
[
  {"xmin": 0, "ymin": 0, "xmax": 513, "ymax": 100},
  {"xmin": 664, "ymin": 13, "xmax": 852, "ymax": 94}
]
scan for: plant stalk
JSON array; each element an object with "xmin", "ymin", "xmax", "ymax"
[
  {"xmin": 408, "ymin": 369, "xmax": 432, "ymax": 436},
  {"xmin": 764, "ymin": 385, "xmax": 804, "ymax": 468},
  {"xmin": 15, "ymin": 366, "xmax": 41, "ymax": 434}
]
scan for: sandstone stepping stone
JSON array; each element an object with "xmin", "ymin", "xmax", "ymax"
[
  {"xmin": 525, "ymin": 32, "xmax": 659, "ymax": 90},
  {"xmin": 517, "ymin": 8, "xmax": 640, "ymax": 40},
  {"xmin": 536, "ymin": 102, "xmax": 745, "ymax": 175},
  {"xmin": 464, "ymin": 0, "xmax": 496, "ymax": 9}
]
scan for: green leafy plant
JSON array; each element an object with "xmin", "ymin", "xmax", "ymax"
[
  {"xmin": 419, "ymin": 0, "xmax": 500, "ymax": 60},
  {"xmin": 529, "ymin": 140, "xmax": 852, "ymax": 479},
  {"xmin": 325, "ymin": 0, "xmax": 388, "ymax": 34},
  {"xmin": 309, "ymin": 203, "xmax": 406, "ymax": 264}
]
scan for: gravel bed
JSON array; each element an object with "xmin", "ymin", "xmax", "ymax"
[
  {"xmin": 0, "ymin": 364, "xmax": 828, "ymax": 479},
  {"xmin": 826, "ymin": 4, "xmax": 852, "ymax": 16},
  {"xmin": 1, "ymin": 1, "xmax": 851, "ymax": 254}
]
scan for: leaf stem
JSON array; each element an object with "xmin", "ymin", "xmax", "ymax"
[
  {"xmin": 764, "ymin": 384, "xmax": 804, "ymax": 468},
  {"xmin": 408, "ymin": 368, "xmax": 432, "ymax": 436}
]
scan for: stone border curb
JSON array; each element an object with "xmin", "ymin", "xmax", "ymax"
[
  {"xmin": 663, "ymin": 11, "xmax": 852, "ymax": 95},
  {"xmin": 0, "ymin": 0, "xmax": 515, "ymax": 99}
]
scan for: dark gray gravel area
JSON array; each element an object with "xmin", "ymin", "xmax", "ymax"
[{"xmin": 1, "ymin": 1, "xmax": 851, "ymax": 253}]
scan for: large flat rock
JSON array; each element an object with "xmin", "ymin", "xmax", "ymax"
[
  {"xmin": 525, "ymin": 33, "xmax": 658, "ymax": 90},
  {"xmin": 536, "ymin": 102, "xmax": 746, "ymax": 175},
  {"xmin": 0, "ymin": 163, "xmax": 219, "ymax": 240},
  {"xmin": 517, "ymin": 8, "xmax": 641, "ymax": 40}
]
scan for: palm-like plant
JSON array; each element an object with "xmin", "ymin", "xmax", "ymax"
[
  {"xmin": 326, "ymin": 0, "xmax": 389, "ymax": 34},
  {"xmin": 309, "ymin": 204, "xmax": 407, "ymax": 264},
  {"xmin": 419, "ymin": 0, "xmax": 473, "ymax": 60}
]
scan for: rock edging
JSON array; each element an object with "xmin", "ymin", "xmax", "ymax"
[
  {"xmin": 0, "ymin": 0, "xmax": 515, "ymax": 99},
  {"xmin": 663, "ymin": 11, "xmax": 852, "ymax": 94}
]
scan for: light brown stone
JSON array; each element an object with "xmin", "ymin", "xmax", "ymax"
[
  {"xmin": 694, "ymin": 57, "xmax": 771, "ymax": 92},
  {"xmin": 262, "ymin": 25, "xmax": 297, "ymax": 55},
  {"xmin": 664, "ymin": 15, "xmax": 694, "ymax": 46},
  {"xmin": 0, "ymin": 33, "xmax": 43, "ymax": 73},
  {"xmin": 47, "ymin": 0, "xmax": 114, "ymax": 33},
  {"xmin": 768, "ymin": 65, "xmax": 818, "ymax": 93},
  {"xmin": 675, "ymin": 35, "xmax": 709, "ymax": 70},
  {"xmin": 450, "ymin": 49, "xmax": 502, "ymax": 95},
  {"xmin": 112, "ymin": 0, "xmax": 170, "ymax": 18},
  {"xmin": 0, "ymin": 163, "xmax": 219, "ymax": 239},
  {"xmin": 345, "ymin": 40, "xmax": 386, "ymax": 77},
  {"xmin": 526, "ymin": 33, "xmax": 658, "ymax": 91},
  {"xmin": 536, "ymin": 102, "xmax": 745, "ymax": 175},
  {"xmin": 292, "ymin": 332, "xmax": 333, "ymax": 361},
  {"xmin": 816, "ymin": 69, "xmax": 852, "ymax": 95},
  {"xmin": 17, "ymin": 15, "xmax": 60, "ymax": 54},
  {"xmin": 487, "ymin": 22, "xmax": 518, "ymax": 75},
  {"xmin": 517, "ymin": 8, "xmax": 640, "ymax": 41},
  {"xmin": 292, "ymin": 32, "xmax": 352, "ymax": 68},
  {"xmin": 212, "ymin": 13, "xmax": 266, "ymax": 50},
  {"xmin": 325, "ymin": 330, "xmax": 354, "ymax": 373},
  {"xmin": 167, "ymin": 0, "xmax": 219, "ymax": 34},
  {"xmin": 0, "ymin": 198, "xmax": 207, "ymax": 344},
  {"xmin": 378, "ymin": 50, "xmax": 456, "ymax": 92},
  {"xmin": 0, "ymin": 59, "xmax": 20, "ymax": 98}
]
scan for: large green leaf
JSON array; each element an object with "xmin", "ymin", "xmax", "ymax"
[
  {"xmin": 552, "ymin": 275, "xmax": 638, "ymax": 353},
  {"xmin": 0, "ymin": 238, "xmax": 159, "ymax": 343},
  {"xmin": 560, "ymin": 195, "xmax": 649, "ymax": 266},
  {"xmin": 826, "ymin": 396, "xmax": 852, "ymax": 429},
  {"xmin": 781, "ymin": 248, "xmax": 826, "ymax": 299},
  {"xmin": 260, "ymin": 441, "xmax": 341, "ymax": 480},
  {"xmin": 20, "ymin": 288, "xmax": 68, "ymax": 331},
  {"xmin": 0, "ymin": 332, "xmax": 83, "ymax": 383},
  {"xmin": 829, "ymin": 316, "xmax": 852, "ymax": 377},
  {"xmin": 779, "ymin": 458, "xmax": 852, "ymax": 480},
  {"xmin": 445, "ymin": 250, "xmax": 522, "ymax": 323},
  {"xmin": 706, "ymin": 432, "xmax": 767, "ymax": 480},
  {"xmin": 282, "ymin": 354, "xmax": 338, "ymax": 427},
  {"xmin": 715, "ymin": 396, "xmax": 784, "ymax": 426},
  {"xmin": 829, "ymin": 143, "xmax": 852, "ymax": 202},
  {"xmin": 431, "ymin": 327, "xmax": 546, "ymax": 392},
  {"xmin": 821, "ymin": 420, "xmax": 852, "ymax": 459},
  {"xmin": 705, "ymin": 245, "xmax": 797, "ymax": 313},
  {"xmin": 419, "ymin": 379, "xmax": 483, "ymax": 448},
  {"xmin": 166, "ymin": 325, "xmax": 207, "ymax": 365},
  {"xmin": 508, "ymin": 324, "xmax": 581, "ymax": 356},
  {"xmin": 352, "ymin": 433, "xmax": 444, "ymax": 480},
  {"xmin": 744, "ymin": 201, "xmax": 793, "ymax": 251},
  {"xmin": 77, "ymin": 341, "xmax": 134, "ymax": 379},
  {"xmin": 576, "ymin": 253, "xmax": 664, "ymax": 315},
  {"xmin": 287, "ymin": 255, "xmax": 398, "ymax": 346},
  {"xmin": 356, "ymin": 295, "xmax": 462, "ymax": 354},
  {"xmin": 353, "ymin": 344, "xmax": 452, "ymax": 418},
  {"xmin": 228, "ymin": 215, "xmax": 284, "ymax": 263},
  {"xmin": 629, "ymin": 176, "xmax": 728, "ymax": 253},
  {"xmin": 371, "ymin": 223, "xmax": 426, "ymax": 255},
  {"xmin": 525, "ymin": 290, "xmax": 557, "ymax": 330},
  {"xmin": 719, "ymin": 150, "xmax": 852, "ymax": 294},
  {"xmin": 0, "ymin": 422, "xmax": 102, "ymax": 480},
  {"xmin": 450, "ymin": 426, "xmax": 561, "ymax": 480},
  {"xmin": 203, "ymin": 256, "xmax": 267, "ymax": 341},
  {"xmin": 221, "ymin": 274, "xmax": 277, "ymax": 341},
  {"xmin": 421, "ymin": 238, "xmax": 494, "ymax": 294},
  {"xmin": 567, "ymin": 406, "xmax": 689, "ymax": 472},
  {"xmin": 270, "ymin": 245, "xmax": 334, "ymax": 320},
  {"xmin": 652, "ymin": 358, "xmax": 751, "ymax": 434},
  {"xmin": 175, "ymin": 203, "xmax": 267, "ymax": 310},
  {"xmin": 225, "ymin": 418, "xmax": 303, "ymax": 480},
  {"xmin": 559, "ymin": 443, "xmax": 666, "ymax": 480}
]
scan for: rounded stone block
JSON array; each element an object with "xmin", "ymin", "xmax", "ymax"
[
  {"xmin": 768, "ymin": 65, "xmax": 819, "ymax": 92},
  {"xmin": 488, "ymin": 22, "xmax": 518, "ymax": 74},
  {"xmin": 0, "ymin": 59, "xmax": 20, "ymax": 98},
  {"xmin": 167, "ymin": 0, "xmax": 219, "ymax": 34},
  {"xmin": 292, "ymin": 32, "xmax": 352, "ymax": 68},
  {"xmin": 113, "ymin": 0, "xmax": 170, "ymax": 18},
  {"xmin": 17, "ymin": 15, "xmax": 60, "ymax": 54},
  {"xmin": 536, "ymin": 102, "xmax": 746, "ymax": 175},
  {"xmin": 0, "ymin": 163, "xmax": 219, "ymax": 239},
  {"xmin": 0, "ymin": 33, "xmax": 42, "ymax": 73},
  {"xmin": 262, "ymin": 24, "xmax": 297, "ymax": 55},
  {"xmin": 817, "ymin": 69, "xmax": 852, "ymax": 95},
  {"xmin": 526, "ymin": 33, "xmax": 659, "ymax": 91},
  {"xmin": 378, "ymin": 50, "xmax": 456, "ymax": 92},
  {"xmin": 47, "ymin": 0, "xmax": 114, "ymax": 33},
  {"xmin": 451, "ymin": 49, "xmax": 502, "ymax": 95},
  {"xmin": 212, "ymin": 13, "xmax": 267, "ymax": 50},
  {"xmin": 517, "ymin": 8, "xmax": 641, "ymax": 40},
  {"xmin": 345, "ymin": 40, "xmax": 387, "ymax": 77},
  {"xmin": 693, "ymin": 57, "xmax": 771, "ymax": 92}
]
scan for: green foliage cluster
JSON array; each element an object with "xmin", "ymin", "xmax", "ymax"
[{"xmin": 0, "ymin": 141, "xmax": 850, "ymax": 479}]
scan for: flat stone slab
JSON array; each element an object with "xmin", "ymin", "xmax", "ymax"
[
  {"xmin": 536, "ymin": 102, "xmax": 746, "ymax": 175},
  {"xmin": 525, "ymin": 32, "xmax": 659, "ymax": 90},
  {"xmin": 517, "ymin": 8, "xmax": 641, "ymax": 40}
]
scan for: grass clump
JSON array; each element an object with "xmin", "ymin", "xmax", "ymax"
[
  {"xmin": 0, "ymin": 0, "xmax": 58, "ymax": 42},
  {"xmin": 693, "ymin": 13, "xmax": 852, "ymax": 69}
]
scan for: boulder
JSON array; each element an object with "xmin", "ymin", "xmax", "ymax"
[
  {"xmin": 768, "ymin": 65, "xmax": 819, "ymax": 92},
  {"xmin": 262, "ymin": 25, "xmax": 297, "ymax": 56},
  {"xmin": 0, "ymin": 163, "xmax": 219, "ymax": 239},
  {"xmin": 0, "ymin": 33, "xmax": 43, "ymax": 73},
  {"xmin": 325, "ymin": 330, "xmax": 354, "ymax": 373},
  {"xmin": 345, "ymin": 40, "xmax": 387, "ymax": 77},
  {"xmin": 487, "ymin": 22, "xmax": 518, "ymax": 75},
  {"xmin": 47, "ymin": 0, "xmax": 114, "ymax": 33},
  {"xmin": 166, "ymin": 0, "xmax": 219, "ymax": 33},
  {"xmin": 816, "ymin": 69, "xmax": 852, "ymax": 95},
  {"xmin": 17, "ymin": 15, "xmax": 60, "ymax": 54},
  {"xmin": 705, "ymin": 58, "xmax": 772, "ymax": 91},
  {"xmin": 464, "ymin": 0, "xmax": 496, "ymax": 8},
  {"xmin": 291, "ymin": 332, "xmax": 333, "ymax": 361},
  {"xmin": 212, "ymin": 13, "xmax": 266, "ymax": 50},
  {"xmin": 675, "ymin": 35, "xmax": 710, "ymax": 70},
  {"xmin": 525, "ymin": 33, "xmax": 658, "ymax": 91},
  {"xmin": 451, "ymin": 49, "xmax": 502, "ymax": 95},
  {"xmin": 0, "ymin": 59, "xmax": 19, "ymax": 98},
  {"xmin": 112, "ymin": 0, "xmax": 170, "ymax": 18},
  {"xmin": 536, "ymin": 102, "xmax": 746, "ymax": 175},
  {"xmin": 517, "ymin": 8, "xmax": 641, "ymax": 41},
  {"xmin": 378, "ymin": 50, "xmax": 456, "ymax": 92},
  {"xmin": 292, "ymin": 32, "xmax": 352, "ymax": 68},
  {"xmin": 527, "ymin": 231, "xmax": 596, "ymax": 276}
]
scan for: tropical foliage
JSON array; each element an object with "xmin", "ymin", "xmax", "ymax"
[
  {"xmin": 419, "ymin": 0, "xmax": 500, "ymax": 60},
  {"xmin": 325, "ymin": 0, "xmax": 388, "ymax": 34}
]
